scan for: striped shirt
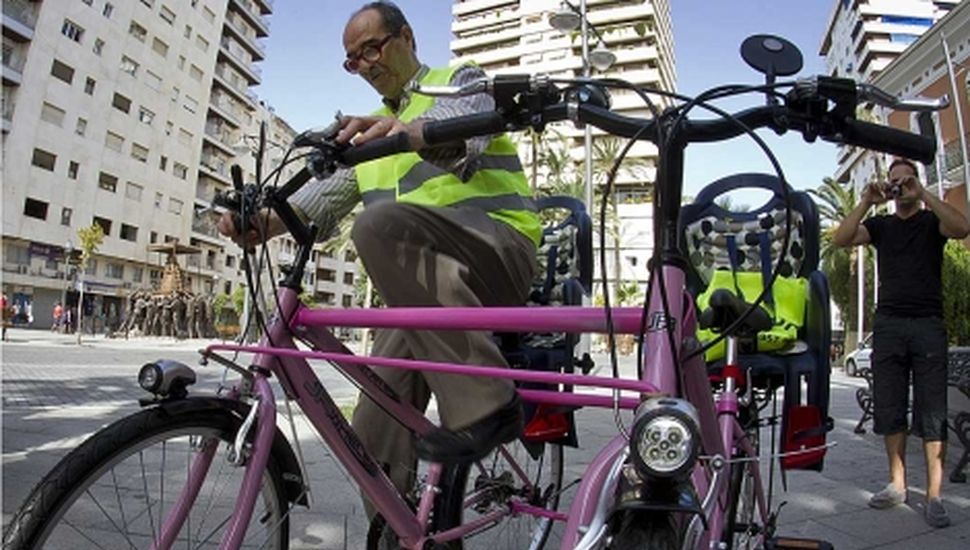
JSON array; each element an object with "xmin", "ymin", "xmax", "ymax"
[{"xmin": 289, "ymin": 64, "xmax": 497, "ymax": 241}]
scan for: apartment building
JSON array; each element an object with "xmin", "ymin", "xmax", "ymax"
[
  {"xmin": 449, "ymin": 0, "xmax": 675, "ymax": 293},
  {"xmin": 1, "ymin": 0, "xmax": 355, "ymax": 331},
  {"xmin": 870, "ymin": 1, "xmax": 969, "ymax": 247},
  {"xmin": 820, "ymin": 0, "xmax": 960, "ymax": 189}
]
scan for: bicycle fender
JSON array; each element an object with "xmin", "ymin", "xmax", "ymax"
[{"xmin": 151, "ymin": 396, "xmax": 309, "ymax": 506}]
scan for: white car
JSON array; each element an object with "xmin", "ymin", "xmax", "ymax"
[{"xmin": 844, "ymin": 333, "xmax": 873, "ymax": 377}]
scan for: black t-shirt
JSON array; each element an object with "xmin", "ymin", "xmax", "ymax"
[{"xmin": 863, "ymin": 209, "xmax": 947, "ymax": 318}]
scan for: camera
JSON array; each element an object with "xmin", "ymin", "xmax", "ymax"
[{"xmin": 888, "ymin": 183, "xmax": 902, "ymax": 198}]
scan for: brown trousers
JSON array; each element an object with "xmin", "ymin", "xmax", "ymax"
[{"xmin": 350, "ymin": 202, "xmax": 536, "ymax": 499}]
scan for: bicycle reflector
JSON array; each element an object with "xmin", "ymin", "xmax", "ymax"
[
  {"xmin": 630, "ymin": 397, "xmax": 701, "ymax": 479},
  {"xmin": 138, "ymin": 360, "xmax": 197, "ymax": 398}
]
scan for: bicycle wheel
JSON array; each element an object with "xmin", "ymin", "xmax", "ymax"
[
  {"xmin": 433, "ymin": 440, "xmax": 565, "ymax": 550},
  {"xmin": 4, "ymin": 406, "xmax": 290, "ymax": 550},
  {"xmin": 724, "ymin": 402, "xmax": 761, "ymax": 550}
]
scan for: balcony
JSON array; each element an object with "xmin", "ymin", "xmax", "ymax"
[
  {"xmin": 2, "ymin": 0, "xmax": 37, "ymax": 41},
  {"xmin": 199, "ymin": 151, "xmax": 232, "ymax": 185},
  {"xmin": 219, "ymin": 37, "xmax": 262, "ymax": 85},
  {"xmin": 229, "ymin": 0, "xmax": 270, "ymax": 37},
  {"xmin": 2, "ymin": 43, "xmax": 25, "ymax": 85},
  {"xmin": 191, "ymin": 213, "xmax": 224, "ymax": 244},
  {"xmin": 2, "ymin": 93, "xmax": 14, "ymax": 134},
  {"xmin": 208, "ymin": 92, "xmax": 243, "ymax": 128},
  {"xmin": 224, "ymin": 11, "xmax": 266, "ymax": 60},
  {"xmin": 213, "ymin": 64, "xmax": 257, "ymax": 109},
  {"xmin": 253, "ymin": 0, "xmax": 273, "ymax": 15},
  {"xmin": 203, "ymin": 121, "xmax": 237, "ymax": 156}
]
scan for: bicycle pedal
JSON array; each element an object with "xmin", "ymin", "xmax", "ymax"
[{"xmin": 764, "ymin": 536, "xmax": 833, "ymax": 550}]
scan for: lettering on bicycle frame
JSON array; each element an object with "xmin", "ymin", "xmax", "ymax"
[
  {"xmin": 304, "ymin": 380, "xmax": 380, "ymax": 476},
  {"xmin": 646, "ymin": 311, "xmax": 676, "ymax": 332}
]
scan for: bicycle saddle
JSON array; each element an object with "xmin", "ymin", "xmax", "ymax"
[{"xmin": 699, "ymin": 289, "xmax": 773, "ymax": 336}]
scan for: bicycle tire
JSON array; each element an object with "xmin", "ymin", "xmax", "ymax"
[
  {"xmin": 432, "ymin": 440, "xmax": 565, "ymax": 550},
  {"xmin": 4, "ymin": 405, "xmax": 290, "ymax": 550},
  {"xmin": 607, "ymin": 511, "xmax": 679, "ymax": 550},
  {"xmin": 724, "ymin": 402, "xmax": 761, "ymax": 550}
]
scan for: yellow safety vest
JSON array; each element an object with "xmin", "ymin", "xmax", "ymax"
[{"xmin": 354, "ymin": 64, "xmax": 541, "ymax": 246}]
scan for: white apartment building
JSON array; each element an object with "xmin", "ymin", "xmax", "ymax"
[
  {"xmin": 449, "ymin": 0, "xmax": 675, "ymax": 295},
  {"xmin": 820, "ymin": 0, "xmax": 960, "ymax": 189},
  {"xmin": 1, "ymin": 0, "xmax": 355, "ymax": 331}
]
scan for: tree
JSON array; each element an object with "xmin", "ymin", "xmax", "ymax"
[
  {"xmin": 943, "ymin": 241, "xmax": 970, "ymax": 345},
  {"xmin": 75, "ymin": 223, "xmax": 105, "ymax": 344},
  {"xmin": 810, "ymin": 178, "xmax": 875, "ymax": 345}
]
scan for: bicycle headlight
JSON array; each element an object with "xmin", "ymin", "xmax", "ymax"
[
  {"xmin": 138, "ymin": 360, "xmax": 196, "ymax": 398},
  {"xmin": 630, "ymin": 397, "xmax": 701, "ymax": 479}
]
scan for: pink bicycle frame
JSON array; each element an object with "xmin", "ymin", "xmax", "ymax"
[{"xmin": 162, "ymin": 261, "xmax": 765, "ymax": 549}]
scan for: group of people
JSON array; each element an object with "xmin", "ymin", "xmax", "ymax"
[
  {"xmin": 116, "ymin": 290, "xmax": 217, "ymax": 340},
  {"xmin": 207, "ymin": 0, "xmax": 969, "ymax": 532}
]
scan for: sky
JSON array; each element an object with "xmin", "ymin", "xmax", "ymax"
[{"xmin": 255, "ymin": 0, "xmax": 838, "ymax": 206}]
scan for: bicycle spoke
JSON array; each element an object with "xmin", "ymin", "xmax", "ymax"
[
  {"xmin": 139, "ymin": 450, "xmax": 159, "ymax": 545},
  {"xmin": 83, "ymin": 487, "xmax": 140, "ymax": 549}
]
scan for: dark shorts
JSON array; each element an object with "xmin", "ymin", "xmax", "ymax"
[{"xmin": 871, "ymin": 313, "xmax": 948, "ymax": 441}]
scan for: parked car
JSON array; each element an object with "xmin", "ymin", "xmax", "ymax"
[{"xmin": 845, "ymin": 333, "xmax": 873, "ymax": 377}]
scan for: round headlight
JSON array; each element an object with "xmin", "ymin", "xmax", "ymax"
[
  {"xmin": 138, "ymin": 363, "xmax": 162, "ymax": 393},
  {"xmin": 630, "ymin": 398, "xmax": 701, "ymax": 479}
]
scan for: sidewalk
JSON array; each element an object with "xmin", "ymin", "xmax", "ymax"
[{"xmin": 2, "ymin": 327, "xmax": 968, "ymax": 548}]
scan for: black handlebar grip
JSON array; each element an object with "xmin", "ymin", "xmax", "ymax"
[
  {"xmin": 422, "ymin": 112, "xmax": 506, "ymax": 146},
  {"xmin": 840, "ymin": 118, "xmax": 936, "ymax": 165},
  {"xmin": 340, "ymin": 132, "xmax": 411, "ymax": 166},
  {"xmin": 230, "ymin": 164, "xmax": 244, "ymax": 191}
]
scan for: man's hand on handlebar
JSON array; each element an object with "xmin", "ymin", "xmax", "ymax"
[
  {"xmin": 335, "ymin": 115, "xmax": 426, "ymax": 150},
  {"xmin": 216, "ymin": 209, "xmax": 286, "ymax": 250}
]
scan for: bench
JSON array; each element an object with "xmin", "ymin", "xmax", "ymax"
[{"xmin": 854, "ymin": 347, "xmax": 970, "ymax": 483}]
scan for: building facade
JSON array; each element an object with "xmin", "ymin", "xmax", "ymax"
[
  {"xmin": 1, "ymin": 0, "xmax": 355, "ymax": 332},
  {"xmin": 820, "ymin": 0, "xmax": 959, "ymax": 189},
  {"xmin": 449, "ymin": 0, "xmax": 675, "ymax": 295}
]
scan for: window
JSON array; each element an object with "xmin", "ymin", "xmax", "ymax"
[
  {"xmin": 343, "ymin": 272, "xmax": 354, "ymax": 285},
  {"xmin": 145, "ymin": 70, "xmax": 162, "ymax": 90},
  {"xmin": 178, "ymin": 55, "xmax": 185, "ymax": 70},
  {"xmin": 321, "ymin": 268, "xmax": 336, "ymax": 282},
  {"xmin": 61, "ymin": 207, "xmax": 72, "ymax": 226},
  {"xmin": 68, "ymin": 161, "xmax": 79, "ymax": 180},
  {"xmin": 98, "ymin": 171, "xmax": 118, "ymax": 192},
  {"xmin": 183, "ymin": 95, "xmax": 198, "ymax": 113},
  {"xmin": 152, "ymin": 37, "xmax": 169, "ymax": 57},
  {"xmin": 102, "ymin": 2, "xmax": 114, "ymax": 18},
  {"xmin": 120, "ymin": 224, "xmax": 138, "ymax": 242},
  {"xmin": 226, "ymin": 255, "xmax": 235, "ymax": 268},
  {"xmin": 138, "ymin": 106, "xmax": 155, "ymax": 125},
  {"xmin": 168, "ymin": 198, "xmax": 183, "ymax": 214},
  {"xmin": 189, "ymin": 65, "xmax": 203, "ymax": 82},
  {"xmin": 177, "ymin": 128, "xmax": 192, "ymax": 145},
  {"xmin": 86, "ymin": 259, "xmax": 98, "ymax": 276},
  {"xmin": 131, "ymin": 142, "xmax": 149, "ymax": 162},
  {"xmin": 184, "ymin": 24, "xmax": 192, "ymax": 39},
  {"xmin": 31, "ymin": 148, "xmax": 56, "ymax": 171},
  {"xmin": 61, "ymin": 19, "xmax": 85, "ymax": 43},
  {"xmin": 160, "ymin": 5, "xmax": 176, "ymax": 25},
  {"xmin": 159, "ymin": 155, "xmax": 168, "ymax": 170},
  {"xmin": 92, "ymin": 38, "xmax": 104, "ymax": 55},
  {"xmin": 203, "ymin": 6, "xmax": 216, "ymax": 24},
  {"xmin": 84, "ymin": 77, "xmax": 96, "ymax": 95},
  {"xmin": 150, "ymin": 230, "xmax": 158, "ymax": 243},
  {"xmin": 125, "ymin": 181, "xmax": 143, "ymax": 201},
  {"xmin": 106, "ymin": 263, "xmax": 124, "ymax": 279},
  {"xmin": 105, "ymin": 131, "xmax": 124, "ymax": 152},
  {"xmin": 171, "ymin": 86, "xmax": 180, "ymax": 102},
  {"xmin": 82, "ymin": 0, "xmax": 93, "ymax": 5},
  {"xmin": 131, "ymin": 267, "xmax": 143, "ymax": 282},
  {"xmin": 129, "ymin": 21, "xmax": 147, "ymax": 42},
  {"xmin": 93, "ymin": 216, "xmax": 112, "ymax": 236},
  {"xmin": 112, "ymin": 93, "xmax": 131, "ymax": 113},
  {"xmin": 195, "ymin": 35, "xmax": 209, "ymax": 52},
  {"xmin": 40, "ymin": 102, "xmax": 66, "ymax": 126},
  {"xmin": 24, "ymin": 198, "xmax": 49, "ymax": 220},
  {"xmin": 75, "ymin": 117, "xmax": 87, "ymax": 136},
  {"xmin": 51, "ymin": 59, "xmax": 75, "ymax": 84},
  {"xmin": 155, "ymin": 193, "xmax": 163, "ymax": 208},
  {"xmin": 342, "ymin": 295, "xmax": 353, "ymax": 307},
  {"xmin": 173, "ymin": 162, "xmax": 188, "ymax": 179},
  {"xmin": 140, "ymin": 0, "xmax": 154, "ymax": 7},
  {"xmin": 165, "ymin": 121, "xmax": 173, "ymax": 135},
  {"xmin": 120, "ymin": 56, "xmax": 139, "ymax": 76}
]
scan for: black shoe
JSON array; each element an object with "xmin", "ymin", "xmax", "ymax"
[{"xmin": 416, "ymin": 395, "xmax": 524, "ymax": 464}]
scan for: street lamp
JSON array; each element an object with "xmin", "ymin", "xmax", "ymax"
[{"xmin": 548, "ymin": 0, "xmax": 616, "ymax": 212}]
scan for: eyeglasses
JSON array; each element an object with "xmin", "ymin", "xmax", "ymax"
[{"xmin": 343, "ymin": 33, "xmax": 398, "ymax": 74}]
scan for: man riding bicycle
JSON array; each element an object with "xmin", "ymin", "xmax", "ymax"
[{"xmin": 218, "ymin": 0, "xmax": 540, "ymax": 503}]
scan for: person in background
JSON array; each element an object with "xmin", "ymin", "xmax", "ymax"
[
  {"xmin": 833, "ymin": 157, "xmax": 970, "ymax": 528},
  {"xmin": 52, "ymin": 302, "xmax": 64, "ymax": 332}
]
